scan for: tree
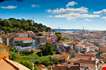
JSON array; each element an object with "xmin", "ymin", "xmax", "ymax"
[
  {"xmin": 96, "ymin": 52, "xmax": 102, "ymax": 59},
  {"xmin": 55, "ymin": 32, "xmax": 62, "ymax": 41},
  {"xmin": 40, "ymin": 43, "xmax": 57, "ymax": 56}
]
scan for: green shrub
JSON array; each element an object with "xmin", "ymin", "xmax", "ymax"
[{"xmin": 20, "ymin": 61, "xmax": 33, "ymax": 69}]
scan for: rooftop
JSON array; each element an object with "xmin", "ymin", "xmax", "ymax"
[{"xmin": 14, "ymin": 37, "xmax": 32, "ymax": 41}]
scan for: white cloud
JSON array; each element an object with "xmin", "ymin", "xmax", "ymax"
[
  {"xmin": 47, "ymin": 2, "xmax": 106, "ymax": 21},
  {"xmin": 94, "ymin": 9, "xmax": 106, "ymax": 15},
  {"xmin": 1, "ymin": 5, "xmax": 17, "ymax": 10},
  {"xmin": 53, "ymin": 13, "xmax": 80, "ymax": 19},
  {"xmin": 84, "ymin": 18, "xmax": 92, "ymax": 22},
  {"xmin": 66, "ymin": 1, "xmax": 78, "ymax": 7},
  {"xmin": 81, "ymin": 14, "xmax": 100, "ymax": 18},
  {"xmin": 53, "ymin": 13, "xmax": 100, "ymax": 20},
  {"xmin": 47, "ymin": 8, "xmax": 66, "ymax": 14},
  {"xmin": 47, "ymin": 7, "xmax": 88, "ymax": 14},
  {"xmin": 101, "ymin": 16, "xmax": 106, "ymax": 20},
  {"xmin": 47, "ymin": 6, "xmax": 100, "ymax": 20}
]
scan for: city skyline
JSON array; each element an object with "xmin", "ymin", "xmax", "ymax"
[{"xmin": 0, "ymin": 0, "xmax": 106, "ymax": 30}]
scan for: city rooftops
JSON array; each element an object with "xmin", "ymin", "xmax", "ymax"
[{"xmin": 99, "ymin": 47, "xmax": 106, "ymax": 53}]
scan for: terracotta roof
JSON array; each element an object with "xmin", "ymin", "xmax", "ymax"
[
  {"xmin": 52, "ymin": 64, "xmax": 67, "ymax": 70},
  {"xmin": 101, "ymin": 64, "xmax": 106, "ymax": 70},
  {"xmin": 99, "ymin": 47, "xmax": 106, "ymax": 53},
  {"xmin": 74, "ymin": 53, "xmax": 96, "ymax": 63},
  {"xmin": 52, "ymin": 64, "xmax": 80, "ymax": 70},
  {"xmin": 52, "ymin": 53, "xmax": 69, "ymax": 61},
  {"xmin": 14, "ymin": 37, "xmax": 32, "ymax": 40}
]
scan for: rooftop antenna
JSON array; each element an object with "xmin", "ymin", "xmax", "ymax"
[
  {"xmin": 80, "ymin": 23, "xmax": 85, "ymax": 39},
  {"xmin": 32, "ymin": 17, "xmax": 34, "ymax": 25},
  {"xmin": 83, "ymin": 25, "xmax": 85, "ymax": 33},
  {"xmin": 82, "ymin": 23, "xmax": 86, "ymax": 33}
]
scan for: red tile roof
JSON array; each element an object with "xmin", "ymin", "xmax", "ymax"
[
  {"xmin": 102, "ymin": 67, "xmax": 106, "ymax": 70},
  {"xmin": 14, "ymin": 38, "xmax": 32, "ymax": 40},
  {"xmin": 99, "ymin": 47, "xmax": 106, "ymax": 53},
  {"xmin": 102, "ymin": 64, "xmax": 106, "ymax": 70}
]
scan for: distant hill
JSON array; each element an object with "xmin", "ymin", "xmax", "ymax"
[
  {"xmin": 53, "ymin": 29, "xmax": 85, "ymax": 32},
  {"xmin": 0, "ymin": 18, "xmax": 51, "ymax": 32},
  {"xmin": 52, "ymin": 29, "xmax": 103, "ymax": 32}
]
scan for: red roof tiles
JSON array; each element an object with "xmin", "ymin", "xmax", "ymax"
[{"xmin": 14, "ymin": 38, "xmax": 32, "ymax": 40}]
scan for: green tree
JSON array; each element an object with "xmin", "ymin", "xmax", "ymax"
[
  {"xmin": 55, "ymin": 32, "xmax": 62, "ymax": 41},
  {"xmin": 40, "ymin": 43, "xmax": 57, "ymax": 56}
]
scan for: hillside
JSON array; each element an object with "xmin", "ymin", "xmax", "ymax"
[{"xmin": 0, "ymin": 18, "xmax": 51, "ymax": 32}]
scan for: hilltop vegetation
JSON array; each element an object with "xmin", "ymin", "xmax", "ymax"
[{"xmin": 0, "ymin": 18, "xmax": 51, "ymax": 32}]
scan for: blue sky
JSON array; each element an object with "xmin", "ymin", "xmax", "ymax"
[{"xmin": 0, "ymin": 0, "xmax": 106, "ymax": 30}]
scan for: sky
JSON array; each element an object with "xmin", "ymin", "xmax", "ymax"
[{"xmin": 0, "ymin": 0, "xmax": 106, "ymax": 30}]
